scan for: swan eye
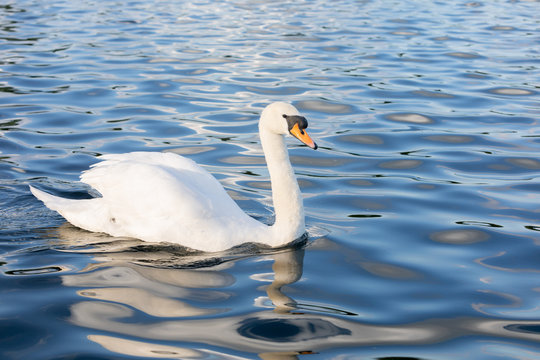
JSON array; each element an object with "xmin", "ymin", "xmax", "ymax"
[{"xmin": 283, "ymin": 114, "xmax": 308, "ymax": 134}]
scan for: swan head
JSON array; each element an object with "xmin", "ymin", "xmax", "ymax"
[{"xmin": 260, "ymin": 102, "xmax": 318, "ymax": 150}]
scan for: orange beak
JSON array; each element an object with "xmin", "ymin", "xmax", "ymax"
[{"xmin": 289, "ymin": 123, "xmax": 318, "ymax": 150}]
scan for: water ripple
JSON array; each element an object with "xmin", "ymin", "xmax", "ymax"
[{"xmin": 1, "ymin": 0, "xmax": 540, "ymax": 359}]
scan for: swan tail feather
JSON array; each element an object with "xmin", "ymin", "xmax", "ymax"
[{"xmin": 29, "ymin": 186, "xmax": 111, "ymax": 233}]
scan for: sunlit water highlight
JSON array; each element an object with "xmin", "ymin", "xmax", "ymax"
[{"xmin": 1, "ymin": 0, "xmax": 539, "ymax": 359}]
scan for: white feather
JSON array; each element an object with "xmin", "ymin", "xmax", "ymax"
[{"xmin": 30, "ymin": 102, "xmax": 316, "ymax": 252}]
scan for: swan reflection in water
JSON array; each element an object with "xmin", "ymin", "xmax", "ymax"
[
  {"xmin": 59, "ymin": 224, "xmax": 356, "ymax": 359},
  {"xmin": 57, "ymin": 225, "xmax": 540, "ymax": 359}
]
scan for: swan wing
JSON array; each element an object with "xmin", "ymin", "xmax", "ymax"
[
  {"xmin": 81, "ymin": 152, "xmax": 230, "ymax": 218},
  {"xmin": 83, "ymin": 152, "xmax": 253, "ymax": 240},
  {"xmin": 35, "ymin": 152, "xmax": 261, "ymax": 251}
]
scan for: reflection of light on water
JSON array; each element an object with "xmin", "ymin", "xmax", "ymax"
[
  {"xmin": 77, "ymin": 287, "xmax": 219, "ymax": 317},
  {"xmin": 296, "ymin": 100, "xmax": 355, "ymax": 114},
  {"xmin": 60, "ymin": 238, "xmax": 540, "ymax": 357},
  {"xmin": 379, "ymin": 159, "xmax": 423, "ymax": 170},
  {"xmin": 71, "ymin": 298, "xmax": 540, "ymax": 354},
  {"xmin": 476, "ymin": 252, "xmax": 540, "ymax": 274},
  {"xmin": 489, "ymin": 88, "xmax": 534, "ymax": 96},
  {"xmin": 64, "ymin": 244, "xmax": 389, "ymax": 355},
  {"xmin": 472, "ymin": 289, "xmax": 525, "ymax": 317},
  {"xmin": 2, "ymin": 0, "xmax": 539, "ymax": 357},
  {"xmin": 63, "ymin": 265, "xmax": 234, "ymax": 300},
  {"xmin": 430, "ymin": 228, "xmax": 489, "ymax": 244},
  {"xmin": 88, "ymin": 335, "xmax": 203, "ymax": 359},
  {"xmin": 482, "ymin": 343, "xmax": 540, "ymax": 360},
  {"xmin": 386, "ymin": 113, "xmax": 433, "ymax": 124},
  {"xmin": 424, "ymin": 135, "xmax": 473, "ymax": 144}
]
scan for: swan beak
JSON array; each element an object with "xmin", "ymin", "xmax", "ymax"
[{"xmin": 290, "ymin": 123, "xmax": 318, "ymax": 150}]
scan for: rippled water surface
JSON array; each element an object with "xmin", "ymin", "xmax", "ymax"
[{"xmin": 1, "ymin": 0, "xmax": 540, "ymax": 359}]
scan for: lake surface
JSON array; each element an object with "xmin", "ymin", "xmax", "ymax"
[{"xmin": 1, "ymin": 0, "xmax": 539, "ymax": 359}]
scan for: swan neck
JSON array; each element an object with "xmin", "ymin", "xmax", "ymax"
[{"xmin": 259, "ymin": 126, "xmax": 305, "ymax": 246}]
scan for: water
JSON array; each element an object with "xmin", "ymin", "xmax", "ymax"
[{"xmin": 1, "ymin": 0, "xmax": 539, "ymax": 358}]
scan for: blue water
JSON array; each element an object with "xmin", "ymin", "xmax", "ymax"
[{"xmin": 1, "ymin": 0, "xmax": 539, "ymax": 358}]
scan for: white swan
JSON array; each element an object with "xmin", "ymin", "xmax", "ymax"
[{"xmin": 30, "ymin": 102, "xmax": 317, "ymax": 252}]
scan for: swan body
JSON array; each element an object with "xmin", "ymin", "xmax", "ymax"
[{"xmin": 30, "ymin": 102, "xmax": 317, "ymax": 252}]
